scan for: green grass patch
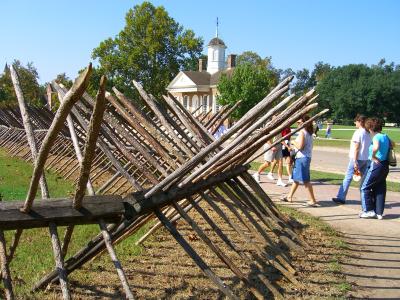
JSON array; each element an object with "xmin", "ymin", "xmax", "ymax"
[
  {"xmin": 0, "ymin": 148, "xmax": 148, "ymax": 296},
  {"xmin": 336, "ymin": 282, "xmax": 352, "ymax": 293},
  {"xmin": 250, "ymin": 161, "xmax": 400, "ymax": 193},
  {"xmin": 314, "ymin": 139, "xmax": 350, "ymax": 148},
  {"xmin": 317, "ymin": 126, "xmax": 400, "ymax": 142},
  {"xmin": 0, "ymin": 148, "xmax": 74, "ymax": 201}
]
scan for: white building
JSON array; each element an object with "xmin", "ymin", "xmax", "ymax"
[{"xmin": 167, "ymin": 36, "xmax": 236, "ymax": 115}]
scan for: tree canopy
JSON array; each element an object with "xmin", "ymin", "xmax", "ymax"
[
  {"xmin": 91, "ymin": 1, "xmax": 203, "ymax": 99},
  {"xmin": 217, "ymin": 62, "xmax": 278, "ymax": 119},
  {"xmin": 0, "ymin": 60, "xmax": 44, "ymax": 108},
  {"xmin": 316, "ymin": 62, "xmax": 400, "ymax": 123}
]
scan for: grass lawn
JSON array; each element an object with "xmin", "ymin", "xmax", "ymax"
[
  {"xmin": 0, "ymin": 148, "xmax": 148, "ymax": 296},
  {"xmin": 317, "ymin": 126, "xmax": 400, "ymax": 142}
]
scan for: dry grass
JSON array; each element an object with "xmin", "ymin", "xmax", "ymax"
[{"xmin": 34, "ymin": 196, "xmax": 349, "ymax": 299}]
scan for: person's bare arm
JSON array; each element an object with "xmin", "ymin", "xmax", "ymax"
[
  {"xmin": 293, "ymin": 131, "xmax": 305, "ymax": 150},
  {"xmin": 353, "ymin": 142, "xmax": 360, "ymax": 170},
  {"xmin": 371, "ymin": 139, "xmax": 380, "ymax": 163}
]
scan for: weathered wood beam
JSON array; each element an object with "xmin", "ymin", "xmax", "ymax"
[
  {"xmin": 21, "ymin": 64, "xmax": 92, "ymax": 213},
  {"xmin": 0, "ymin": 195, "xmax": 123, "ymax": 230}
]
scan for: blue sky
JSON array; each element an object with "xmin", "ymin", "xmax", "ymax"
[{"xmin": 1, "ymin": 0, "xmax": 399, "ymax": 83}]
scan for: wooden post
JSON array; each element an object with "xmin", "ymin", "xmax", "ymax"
[
  {"xmin": 0, "ymin": 230, "xmax": 14, "ymax": 300},
  {"xmin": 21, "ymin": 64, "xmax": 92, "ymax": 213},
  {"xmin": 154, "ymin": 208, "xmax": 239, "ymax": 300}
]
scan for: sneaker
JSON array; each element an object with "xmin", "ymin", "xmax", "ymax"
[
  {"xmin": 359, "ymin": 211, "xmax": 376, "ymax": 218},
  {"xmin": 288, "ymin": 178, "xmax": 294, "ymax": 184},
  {"xmin": 252, "ymin": 173, "xmax": 260, "ymax": 183},
  {"xmin": 376, "ymin": 214, "xmax": 383, "ymax": 220},
  {"xmin": 276, "ymin": 180, "xmax": 287, "ymax": 187},
  {"xmin": 267, "ymin": 172, "xmax": 275, "ymax": 181},
  {"xmin": 332, "ymin": 197, "xmax": 345, "ymax": 205}
]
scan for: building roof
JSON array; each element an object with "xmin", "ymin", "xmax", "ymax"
[
  {"xmin": 210, "ymin": 68, "xmax": 234, "ymax": 86},
  {"xmin": 181, "ymin": 71, "xmax": 211, "ymax": 85},
  {"xmin": 175, "ymin": 68, "xmax": 234, "ymax": 87},
  {"xmin": 208, "ymin": 37, "xmax": 226, "ymax": 47}
]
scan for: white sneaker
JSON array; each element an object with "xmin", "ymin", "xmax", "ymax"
[
  {"xmin": 288, "ymin": 178, "xmax": 294, "ymax": 184},
  {"xmin": 267, "ymin": 173, "xmax": 275, "ymax": 181},
  {"xmin": 276, "ymin": 180, "xmax": 287, "ymax": 187},
  {"xmin": 359, "ymin": 211, "xmax": 376, "ymax": 218},
  {"xmin": 376, "ymin": 214, "xmax": 383, "ymax": 220},
  {"xmin": 252, "ymin": 173, "xmax": 260, "ymax": 183}
]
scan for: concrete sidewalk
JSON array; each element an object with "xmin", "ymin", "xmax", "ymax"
[{"xmin": 255, "ymin": 174, "xmax": 400, "ymax": 299}]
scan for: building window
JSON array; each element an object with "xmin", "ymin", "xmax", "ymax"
[
  {"xmin": 183, "ymin": 96, "xmax": 188, "ymax": 109},
  {"xmin": 202, "ymin": 96, "xmax": 208, "ymax": 113}
]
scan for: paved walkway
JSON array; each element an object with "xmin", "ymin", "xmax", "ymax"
[
  {"xmin": 312, "ymin": 146, "xmax": 400, "ymax": 182},
  {"xmin": 256, "ymin": 175, "xmax": 400, "ymax": 299}
]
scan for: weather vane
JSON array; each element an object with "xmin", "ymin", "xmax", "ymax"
[{"xmin": 216, "ymin": 17, "xmax": 219, "ymax": 38}]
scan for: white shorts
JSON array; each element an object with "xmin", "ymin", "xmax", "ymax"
[{"xmin": 263, "ymin": 143, "xmax": 282, "ymax": 162}]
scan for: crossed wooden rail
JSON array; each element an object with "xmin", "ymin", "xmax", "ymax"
[{"xmin": 0, "ymin": 63, "xmax": 327, "ymax": 299}]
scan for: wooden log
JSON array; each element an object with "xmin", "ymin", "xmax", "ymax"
[
  {"xmin": 73, "ymin": 76, "xmax": 107, "ymax": 208},
  {"xmin": 211, "ymin": 100, "xmax": 242, "ymax": 135},
  {"xmin": 210, "ymin": 186, "xmax": 299, "ymax": 286},
  {"xmin": 49, "ymin": 223, "xmax": 71, "ymax": 300},
  {"xmin": 173, "ymin": 201, "xmax": 264, "ymax": 300},
  {"xmin": 58, "ymin": 90, "xmax": 95, "ymax": 195},
  {"xmin": 162, "ymin": 95, "xmax": 208, "ymax": 147},
  {"xmin": 110, "ymin": 90, "xmax": 185, "ymax": 165},
  {"xmin": 98, "ymin": 219, "xmax": 135, "ymax": 299},
  {"xmin": 0, "ymin": 230, "xmax": 14, "ymax": 299},
  {"xmin": 79, "ymin": 90, "xmax": 173, "ymax": 175},
  {"xmin": 155, "ymin": 208, "xmax": 239, "ymax": 300},
  {"xmin": 188, "ymin": 194, "xmax": 284, "ymax": 299},
  {"xmin": 67, "ymin": 104, "xmax": 143, "ymax": 191},
  {"xmin": 0, "ymin": 195, "xmax": 123, "ymax": 230},
  {"xmin": 200, "ymin": 190, "xmax": 283, "ymax": 298},
  {"xmin": 132, "ymin": 80, "xmax": 195, "ymax": 157},
  {"xmin": 167, "ymin": 93, "xmax": 215, "ymax": 145},
  {"xmin": 204, "ymin": 105, "xmax": 227, "ymax": 129},
  {"xmin": 212, "ymin": 103, "xmax": 323, "ymax": 174},
  {"xmin": 21, "ymin": 64, "xmax": 92, "ymax": 213},
  {"xmin": 125, "ymin": 165, "xmax": 248, "ymax": 219},
  {"xmin": 143, "ymin": 83, "xmax": 289, "ymax": 198},
  {"xmin": 10, "ymin": 66, "xmax": 72, "ymax": 299},
  {"xmin": 180, "ymin": 93, "xmax": 296, "ymax": 186}
]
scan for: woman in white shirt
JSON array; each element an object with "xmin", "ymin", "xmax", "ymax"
[
  {"xmin": 332, "ymin": 114, "xmax": 371, "ymax": 205},
  {"xmin": 281, "ymin": 115, "xmax": 317, "ymax": 207}
]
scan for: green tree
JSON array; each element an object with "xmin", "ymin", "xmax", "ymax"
[
  {"xmin": 92, "ymin": 1, "xmax": 203, "ymax": 99},
  {"xmin": 236, "ymin": 51, "xmax": 272, "ymax": 69},
  {"xmin": 0, "ymin": 60, "xmax": 43, "ymax": 107},
  {"xmin": 316, "ymin": 61, "xmax": 400, "ymax": 123},
  {"xmin": 217, "ymin": 63, "xmax": 278, "ymax": 119}
]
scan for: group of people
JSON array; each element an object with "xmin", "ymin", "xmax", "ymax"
[
  {"xmin": 253, "ymin": 114, "xmax": 395, "ymax": 218},
  {"xmin": 332, "ymin": 115, "xmax": 395, "ymax": 219}
]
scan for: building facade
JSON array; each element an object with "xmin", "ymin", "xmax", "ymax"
[{"xmin": 167, "ymin": 36, "xmax": 236, "ymax": 115}]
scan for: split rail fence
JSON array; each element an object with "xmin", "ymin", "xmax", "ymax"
[{"xmin": 0, "ymin": 63, "xmax": 327, "ymax": 299}]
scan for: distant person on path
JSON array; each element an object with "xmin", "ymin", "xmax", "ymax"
[
  {"xmin": 213, "ymin": 124, "xmax": 227, "ymax": 139},
  {"xmin": 359, "ymin": 118, "xmax": 394, "ymax": 219},
  {"xmin": 281, "ymin": 115, "xmax": 317, "ymax": 206},
  {"xmin": 332, "ymin": 114, "xmax": 371, "ymax": 205},
  {"xmin": 325, "ymin": 123, "xmax": 332, "ymax": 138},
  {"xmin": 253, "ymin": 136, "xmax": 287, "ymax": 186},
  {"xmin": 281, "ymin": 126, "xmax": 294, "ymax": 184}
]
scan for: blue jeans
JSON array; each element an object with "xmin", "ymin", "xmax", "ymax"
[
  {"xmin": 361, "ymin": 160, "xmax": 389, "ymax": 214},
  {"xmin": 336, "ymin": 159, "xmax": 369, "ymax": 204}
]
